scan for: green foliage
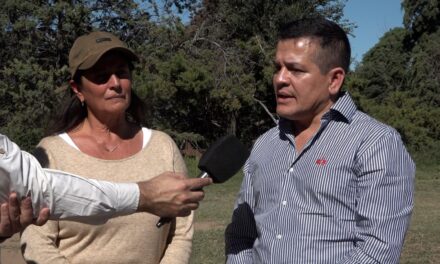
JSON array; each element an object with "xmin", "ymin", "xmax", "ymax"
[
  {"xmin": 403, "ymin": 0, "xmax": 440, "ymax": 43},
  {"xmin": 182, "ymin": 0, "xmax": 348, "ymax": 144},
  {"xmin": 408, "ymin": 28, "xmax": 440, "ymax": 106},
  {"xmin": 0, "ymin": 0, "xmax": 156, "ymax": 150},
  {"xmin": 0, "ymin": 59, "xmax": 62, "ymax": 149},
  {"xmin": 348, "ymin": 2, "xmax": 440, "ymax": 163},
  {"xmin": 353, "ymin": 28, "xmax": 409, "ymax": 99},
  {"xmin": 1, "ymin": 0, "xmax": 436, "ymax": 165},
  {"xmin": 0, "ymin": 0, "xmax": 373, "ymax": 154}
]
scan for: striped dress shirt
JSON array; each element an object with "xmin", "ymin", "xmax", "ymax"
[{"xmin": 225, "ymin": 92, "xmax": 415, "ymax": 263}]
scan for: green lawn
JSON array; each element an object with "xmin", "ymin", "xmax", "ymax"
[
  {"xmin": 401, "ymin": 162, "xmax": 440, "ymax": 263},
  {"xmin": 187, "ymin": 158, "xmax": 440, "ymax": 263}
]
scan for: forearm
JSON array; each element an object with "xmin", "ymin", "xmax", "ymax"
[
  {"xmin": 45, "ymin": 169, "xmax": 139, "ymax": 219},
  {"xmin": 342, "ymin": 132, "xmax": 415, "ymax": 263},
  {"xmin": 338, "ymin": 202, "xmax": 412, "ymax": 263},
  {"xmin": 1, "ymin": 134, "xmax": 139, "ymax": 219}
]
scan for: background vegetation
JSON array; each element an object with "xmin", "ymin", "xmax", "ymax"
[{"xmin": 2, "ymin": 0, "xmax": 437, "ymax": 164}]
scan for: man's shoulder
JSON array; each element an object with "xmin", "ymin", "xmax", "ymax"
[
  {"xmin": 352, "ymin": 110, "xmax": 400, "ymax": 136},
  {"xmin": 249, "ymin": 125, "xmax": 281, "ymax": 153},
  {"xmin": 256, "ymin": 125, "xmax": 280, "ymax": 142}
]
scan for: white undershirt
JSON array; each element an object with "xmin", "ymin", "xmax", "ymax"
[{"xmin": 59, "ymin": 127, "xmax": 152, "ymax": 151}]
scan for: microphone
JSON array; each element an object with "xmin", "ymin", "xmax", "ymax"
[{"xmin": 156, "ymin": 134, "xmax": 249, "ymax": 227}]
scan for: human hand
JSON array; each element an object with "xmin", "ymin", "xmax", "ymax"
[
  {"xmin": 136, "ymin": 172, "xmax": 213, "ymax": 217},
  {"xmin": 0, "ymin": 193, "xmax": 50, "ymax": 240}
]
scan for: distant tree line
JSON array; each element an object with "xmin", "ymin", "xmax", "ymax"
[
  {"xmin": 0, "ymin": 0, "xmax": 438, "ymax": 163},
  {"xmin": 347, "ymin": 0, "xmax": 440, "ymax": 163}
]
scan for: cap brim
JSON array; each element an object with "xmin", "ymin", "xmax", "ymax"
[{"xmin": 77, "ymin": 47, "xmax": 139, "ymax": 72}]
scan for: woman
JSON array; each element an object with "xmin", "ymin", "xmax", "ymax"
[{"xmin": 21, "ymin": 31, "xmax": 193, "ymax": 263}]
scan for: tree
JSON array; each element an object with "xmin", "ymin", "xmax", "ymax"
[
  {"xmin": 348, "ymin": 0, "xmax": 440, "ymax": 160},
  {"xmin": 351, "ymin": 28, "xmax": 409, "ymax": 100},
  {"xmin": 0, "ymin": 0, "xmax": 156, "ymax": 149},
  {"xmin": 0, "ymin": 0, "xmax": 351, "ymax": 150},
  {"xmin": 407, "ymin": 29, "xmax": 440, "ymax": 106},
  {"xmin": 403, "ymin": 0, "xmax": 440, "ymax": 44},
  {"xmin": 172, "ymin": 0, "xmax": 350, "ymax": 144}
]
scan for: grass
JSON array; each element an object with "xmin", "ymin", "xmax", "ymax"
[
  {"xmin": 186, "ymin": 157, "xmax": 440, "ymax": 263},
  {"xmin": 400, "ymin": 181, "xmax": 440, "ymax": 263},
  {"xmin": 186, "ymin": 157, "xmax": 243, "ymax": 263}
]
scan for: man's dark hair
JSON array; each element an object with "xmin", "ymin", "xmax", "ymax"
[{"xmin": 278, "ymin": 16, "xmax": 351, "ymax": 73}]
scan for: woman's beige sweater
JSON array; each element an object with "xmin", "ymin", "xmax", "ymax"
[{"xmin": 21, "ymin": 130, "xmax": 193, "ymax": 264}]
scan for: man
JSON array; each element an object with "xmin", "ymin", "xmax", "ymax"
[
  {"xmin": 0, "ymin": 133, "xmax": 211, "ymax": 240},
  {"xmin": 225, "ymin": 17, "xmax": 415, "ymax": 263}
]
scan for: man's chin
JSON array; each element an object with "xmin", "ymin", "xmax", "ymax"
[{"xmin": 276, "ymin": 107, "xmax": 298, "ymax": 121}]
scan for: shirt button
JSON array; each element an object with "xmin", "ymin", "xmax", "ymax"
[
  {"xmin": 276, "ymin": 234, "xmax": 282, "ymax": 239},
  {"xmin": 289, "ymin": 168, "xmax": 293, "ymax": 172},
  {"xmin": 0, "ymin": 148, "xmax": 5, "ymax": 154},
  {"xmin": 282, "ymin": 201, "xmax": 287, "ymax": 206}
]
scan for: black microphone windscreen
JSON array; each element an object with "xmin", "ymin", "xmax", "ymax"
[{"xmin": 198, "ymin": 135, "xmax": 249, "ymax": 183}]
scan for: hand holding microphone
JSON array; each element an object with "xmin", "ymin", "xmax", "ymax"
[
  {"xmin": 156, "ymin": 135, "xmax": 249, "ymax": 227},
  {"xmin": 137, "ymin": 172, "xmax": 212, "ymax": 218}
]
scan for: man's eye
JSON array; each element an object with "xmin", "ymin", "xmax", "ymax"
[{"xmin": 290, "ymin": 68, "xmax": 304, "ymax": 74}]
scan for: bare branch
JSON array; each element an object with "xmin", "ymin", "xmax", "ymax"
[{"xmin": 253, "ymin": 97, "xmax": 277, "ymax": 124}]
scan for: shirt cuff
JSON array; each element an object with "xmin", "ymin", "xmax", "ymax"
[{"xmin": 115, "ymin": 183, "xmax": 139, "ymax": 214}]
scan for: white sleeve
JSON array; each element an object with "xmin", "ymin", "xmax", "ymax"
[{"xmin": 0, "ymin": 134, "xmax": 139, "ymax": 220}]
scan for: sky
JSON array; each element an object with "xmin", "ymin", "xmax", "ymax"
[{"xmin": 343, "ymin": 0, "xmax": 404, "ymax": 64}]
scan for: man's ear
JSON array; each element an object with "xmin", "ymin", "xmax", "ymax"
[
  {"xmin": 69, "ymin": 80, "xmax": 84, "ymax": 103},
  {"xmin": 327, "ymin": 67, "xmax": 345, "ymax": 96}
]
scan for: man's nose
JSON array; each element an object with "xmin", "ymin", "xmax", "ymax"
[{"xmin": 274, "ymin": 68, "xmax": 289, "ymax": 87}]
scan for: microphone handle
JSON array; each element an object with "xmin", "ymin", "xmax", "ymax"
[{"xmin": 156, "ymin": 171, "xmax": 209, "ymax": 228}]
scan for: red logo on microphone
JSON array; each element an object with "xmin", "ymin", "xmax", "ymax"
[{"xmin": 315, "ymin": 159, "xmax": 327, "ymax": 165}]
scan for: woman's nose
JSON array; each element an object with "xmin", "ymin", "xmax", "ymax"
[{"xmin": 108, "ymin": 74, "xmax": 121, "ymax": 89}]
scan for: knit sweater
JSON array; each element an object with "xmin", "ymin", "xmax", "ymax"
[{"xmin": 21, "ymin": 129, "xmax": 193, "ymax": 264}]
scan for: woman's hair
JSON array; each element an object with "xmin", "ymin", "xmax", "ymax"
[{"xmin": 46, "ymin": 64, "xmax": 145, "ymax": 136}]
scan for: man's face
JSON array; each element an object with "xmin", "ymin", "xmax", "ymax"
[{"xmin": 273, "ymin": 37, "xmax": 335, "ymax": 123}]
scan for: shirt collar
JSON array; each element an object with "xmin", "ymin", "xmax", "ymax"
[
  {"xmin": 277, "ymin": 92, "xmax": 357, "ymax": 135},
  {"xmin": 327, "ymin": 91, "xmax": 357, "ymax": 123}
]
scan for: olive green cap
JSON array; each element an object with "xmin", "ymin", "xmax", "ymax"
[{"xmin": 68, "ymin": 31, "xmax": 139, "ymax": 78}]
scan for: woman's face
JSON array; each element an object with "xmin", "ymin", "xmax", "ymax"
[{"xmin": 73, "ymin": 51, "xmax": 133, "ymax": 117}]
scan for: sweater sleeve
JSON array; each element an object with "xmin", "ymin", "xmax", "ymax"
[{"xmin": 160, "ymin": 136, "xmax": 193, "ymax": 264}]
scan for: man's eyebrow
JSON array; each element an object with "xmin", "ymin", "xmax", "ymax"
[
  {"xmin": 272, "ymin": 60, "xmax": 302, "ymax": 68},
  {"xmin": 285, "ymin": 61, "xmax": 302, "ymax": 67}
]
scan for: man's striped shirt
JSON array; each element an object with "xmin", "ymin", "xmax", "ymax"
[{"xmin": 225, "ymin": 92, "xmax": 415, "ymax": 263}]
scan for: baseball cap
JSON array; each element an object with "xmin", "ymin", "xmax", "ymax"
[{"xmin": 68, "ymin": 31, "xmax": 139, "ymax": 78}]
